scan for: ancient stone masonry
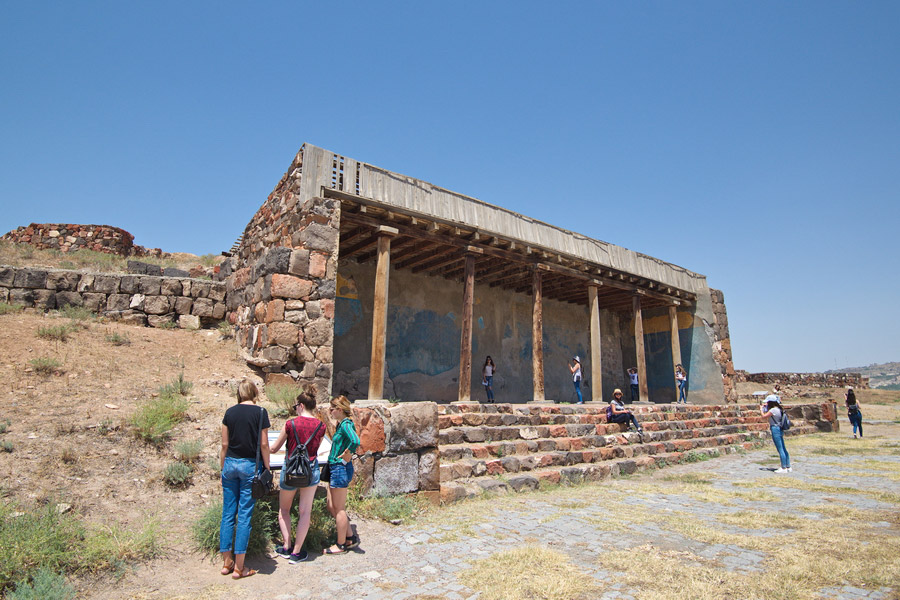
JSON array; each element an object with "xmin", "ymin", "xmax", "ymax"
[
  {"xmin": 218, "ymin": 148, "xmax": 340, "ymax": 401},
  {"xmin": 0, "ymin": 265, "xmax": 225, "ymax": 329},
  {"xmin": 709, "ymin": 289, "xmax": 737, "ymax": 402},
  {"xmin": 735, "ymin": 371, "xmax": 868, "ymax": 389},
  {"xmin": 2, "ymin": 223, "xmax": 166, "ymax": 257}
]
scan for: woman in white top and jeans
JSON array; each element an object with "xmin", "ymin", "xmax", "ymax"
[
  {"xmin": 482, "ymin": 356, "xmax": 496, "ymax": 403},
  {"xmin": 761, "ymin": 395, "xmax": 791, "ymax": 473},
  {"xmin": 568, "ymin": 356, "xmax": 583, "ymax": 404}
]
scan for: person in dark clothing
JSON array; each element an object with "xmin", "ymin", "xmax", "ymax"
[{"xmin": 845, "ymin": 387, "xmax": 863, "ymax": 438}]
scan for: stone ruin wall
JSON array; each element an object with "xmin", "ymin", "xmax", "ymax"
[
  {"xmin": 0, "ymin": 265, "xmax": 225, "ymax": 329},
  {"xmin": 218, "ymin": 148, "xmax": 340, "ymax": 403},
  {"xmin": 735, "ymin": 370, "xmax": 868, "ymax": 389},
  {"xmin": 2, "ymin": 223, "xmax": 166, "ymax": 257},
  {"xmin": 709, "ymin": 288, "xmax": 737, "ymax": 402}
]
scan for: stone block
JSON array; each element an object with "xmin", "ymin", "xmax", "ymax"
[
  {"xmin": 305, "ymin": 300, "xmax": 322, "ymax": 319},
  {"xmin": 144, "ymin": 295, "xmax": 173, "ymax": 315},
  {"xmin": 46, "ymin": 271, "xmax": 79, "ymax": 291},
  {"xmin": 354, "ymin": 408, "xmax": 386, "ymax": 454},
  {"xmin": 212, "ymin": 302, "xmax": 226, "ymax": 320},
  {"xmin": 209, "ymin": 284, "xmax": 226, "ymax": 302},
  {"xmin": 148, "ymin": 314, "xmax": 175, "ymax": 328},
  {"xmin": 418, "ymin": 449, "xmax": 440, "ymax": 491},
  {"xmin": 81, "ymin": 293, "xmax": 106, "ymax": 312},
  {"xmin": 127, "ymin": 260, "xmax": 162, "ymax": 276},
  {"xmin": 162, "ymin": 267, "xmax": 189, "ymax": 277},
  {"xmin": 266, "ymin": 299, "xmax": 285, "ymax": 322},
  {"xmin": 191, "ymin": 281, "xmax": 211, "ymax": 298},
  {"xmin": 119, "ymin": 276, "xmax": 138, "ymax": 294},
  {"xmin": 160, "ymin": 278, "xmax": 183, "ymax": 295},
  {"xmin": 317, "ymin": 279, "xmax": 336, "ymax": 299},
  {"xmin": 179, "ymin": 314, "xmax": 201, "ymax": 330},
  {"xmin": 303, "ymin": 318, "xmax": 333, "ymax": 347},
  {"xmin": 388, "ymin": 402, "xmax": 438, "ymax": 453},
  {"xmin": 0, "ymin": 288, "xmax": 7, "ymax": 303},
  {"xmin": 309, "ymin": 252, "xmax": 327, "ymax": 278},
  {"xmin": 476, "ymin": 479, "xmax": 510, "ymax": 495},
  {"xmin": 121, "ymin": 311, "xmax": 147, "ymax": 326},
  {"xmin": 321, "ymin": 298, "xmax": 335, "ymax": 319},
  {"xmin": 261, "ymin": 345, "xmax": 290, "ymax": 366},
  {"xmin": 174, "ymin": 296, "xmax": 193, "ymax": 315},
  {"xmin": 271, "ymin": 274, "xmax": 313, "ymax": 299},
  {"xmin": 440, "ymin": 482, "xmax": 468, "ymax": 504},
  {"xmin": 13, "ymin": 269, "xmax": 47, "ymax": 289},
  {"xmin": 0, "ymin": 267, "xmax": 14, "ymax": 286},
  {"xmin": 32, "ymin": 289, "xmax": 56, "ymax": 309},
  {"xmin": 507, "ymin": 475, "xmax": 539, "ymax": 492},
  {"xmin": 55, "ymin": 291, "xmax": 82, "ymax": 308},
  {"xmin": 106, "ymin": 294, "xmax": 131, "ymax": 312},
  {"xmin": 288, "ymin": 249, "xmax": 310, "ymax": 277},
  {"xmin": 268, "ymin": 321, "xmax": 299, "ymax": 346},
  {"xmin": 92, "ymin": 276, "xmax": 120, "ymax": 294},
  {"xmin": 192, "ymin": 297, "xmax": 215, "ymax": 317},
  {"xmin": 353, "ymin": 453, "xmax": 375, "ymax": 496},
  {"xmin": 129, "ymin": 294, "xmax": 145, "ymax": 310},
  {"xmin": 295, "ymin": 223, "xmax": 338, "ymax": 252},
  {"xmin": 181, "ymin": 280, "xmax": 192, "ymax": 297},
  {"xmin": 373, "ymin": 453, "xmax": 418, "ymax": 495},
  {"xmin": 138, "ymin": 277, "xmax": 161, "ymax": 295}
]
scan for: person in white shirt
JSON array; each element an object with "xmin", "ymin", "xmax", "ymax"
[
  {"xmin": 567, "ymin": 356, "xmax": 583, "ymax": 404},
  {"xmin": 481, "ymin": 356, "xmax": 497, "ymax": 403}
]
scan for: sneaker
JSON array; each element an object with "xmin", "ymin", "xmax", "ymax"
[
  {"xmin": 288, "ymin": 550, "xmax": 309, "ymax": 564},
  {"xmin": 774, "ymin": 468, "xmax": 788, "ymax": 474},
  {"xmin": 274, "ymin": 545, "xmax": 292, "ymax": 558},
  {"xmin": 786, "ymin": 467, "xmax": 793, "ymax": 473}
]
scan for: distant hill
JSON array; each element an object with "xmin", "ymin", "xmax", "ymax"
[{"xmin": 827, "ymin": 361, "xmax": 900, "ymax": 389}]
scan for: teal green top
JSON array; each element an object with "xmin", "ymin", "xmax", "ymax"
[{"xmin": 328, "ymin": 418, "xmax": 360, "ymax": 464}]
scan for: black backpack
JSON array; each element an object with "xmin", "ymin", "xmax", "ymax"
[{"xmin": 283, "ymin": 419, "xmax": 323, "ymax": 488}]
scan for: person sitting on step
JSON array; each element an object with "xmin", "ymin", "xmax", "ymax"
[{"xmin": 608, "ymin": 389, "xmax": 643, "ymax": 433}]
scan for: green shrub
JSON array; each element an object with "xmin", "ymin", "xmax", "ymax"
[
  {"xmin": 156, "ymin": 320, "xmax": 178, "ymax": 329},
  {"xmin": 0, "ymin": 303, "xmax": 25, "ymax": 316},
  {"xmin": 349, "ymin": 485, "xmax": 427, "ymax": 523},
  {"xmin": 217, "ymin": 321, "xmax": 233, "ymax": 339},
  {"xmin": 163, "ymin": 462, "xmax": 193, "ymax": 487},
  {"xmin": 36, "ymin": 324, "xmax": 74, "ymax": 342},
  {"xmin": 175, "ymin": 439, "xmax": 203, "ymax": 463},
  {"xmin": 160, "ymin": 372, "xmax": 193, "ymax": 397},
  {"xmin": 105, "ymin": 332, "xmax": 131, "ymax": 346},
  {"xmin": 1, "ymin": 441, "xmax": 13, "ymax": 453},
  {"xmin": 265, "ymin": 383, "xmax": 300, "ymax": 417},
  {"xmin": 0, "ymin": 419, "xmax": 10, "ymax": 434},
  {"xmin": 131, "ymin": 393, "xmax": 190, "ymax": 445},
  {"xmin": 0, "ymin": 500, "xmax": 159, "ymax": 594},
  {"xmin": 7, "ymin": 568, "xmax": 75, "ymax": 600},
  {"xmin": 29, "ymin": 357, "xmax": 62, "ymax": 376},
  {"xmin": 59, "ymin": 305, "xmax": 94, "ymax": 322},
  {"xmin": 205, "ymin": 456, "xmax": 221, "ymax": 478},
  {"xmin": 192, "ymin": 496, "xmax": 335, "ymax": 558},
  {"xmin": 199, "ymin": 253, "xmax": 220, "ymax": 267}
]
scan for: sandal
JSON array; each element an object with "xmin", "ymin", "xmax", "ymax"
[
  {"xmin": 323, "ymin": 544, "xmax": 347, "ymax": 555},
  {"xmin": 343, "ymin": 534, "xmax": 360, "ymax": 549},
  {"xmin": 220, "ymin": 559, "xmax": 235, "ymax": 576},
  {"xmin": 231, "ymin": 567, "xmax": 257, "ymax": 580}
]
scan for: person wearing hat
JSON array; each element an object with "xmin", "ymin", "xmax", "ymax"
[
  {"xmin": 609, "ymin": 388, "xmax": 643, "ymax": 432},
  {"xmin": 761, "ymin": 394, "xmax": 791, "ymax": 473},
  {"xmin": 567, "ymin": 356, "xmax": 583, "ymax": 404}
]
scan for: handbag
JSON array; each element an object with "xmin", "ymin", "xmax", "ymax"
[
  {"xmin": 250, "ymin": 406, "xmax": 274, "ymax": 499},
  {"xmin": 320, "ymin": 462, "xmax": 331, "ymax": 483}
]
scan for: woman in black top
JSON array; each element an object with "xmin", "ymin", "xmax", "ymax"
[
  {"xmin": 845, "ymin": 387, "xmax": 863, "ymax": 438},
  {"xmin": 219, "ymin": 380, "xmax": 270, "ymax": 579}
]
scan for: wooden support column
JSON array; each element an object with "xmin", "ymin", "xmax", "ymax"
[
  {"xmin": 668, "ymin": 305, "xmax": 683, "ymax": 393},
  {"xmin": 633, "ymin": 294, "xmax": 649, "ymax": 402},
  {"xmin": 532, "ymin": 267, "xmax": 545, "ymax": 402},
  {"xmin": 588, "ymin": 283, "xmax": 603, "ymax": 402},
  {"xmin": 457, "ymin": 253, "xmax": 477, "ymax": 402},
  {"xmin": 367, "ymin": 226, "xmax": 398, "ymax": 400}
]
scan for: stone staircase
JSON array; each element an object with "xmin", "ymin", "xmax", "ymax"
[{"xmin": 438, "ymin": 402, "xmax": 820, "ymax": 502}]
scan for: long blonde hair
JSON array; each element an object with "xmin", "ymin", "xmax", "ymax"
[{"xmin": 237, "ymin": 380, "xmax": 259, "ymax": 403}]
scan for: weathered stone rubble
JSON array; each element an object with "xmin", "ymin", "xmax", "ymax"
[
  {"xmin": 735, "ymin": 371, "xmax": 868, "ymax": 388},
  {"xmin": 2, "ymin": 223, "xmax": 166, "ymax": 257},
  {"xmin": 0, "ymin": 265, "xmax": 225, "ymax": 329}
]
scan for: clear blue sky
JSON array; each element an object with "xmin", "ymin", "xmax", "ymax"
[{"xmin": 2, "ymin": 2, "xmax": 898, "ymax": 373}]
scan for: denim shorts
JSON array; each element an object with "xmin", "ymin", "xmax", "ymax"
[
  {"xmin": 279, "ymin": 458, "xmax": 321, "ymax": 491},
  {"xmin": 328, "ymin": 461, "xmax": 354, "ymax": 489}
]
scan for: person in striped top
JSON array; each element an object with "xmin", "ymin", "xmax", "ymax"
[{"xmin": 323, "ymin": 395, "xmax": 361, "ymax": 555}]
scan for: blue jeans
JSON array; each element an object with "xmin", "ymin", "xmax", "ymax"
[
  {"xmin": 220, "ymin": 456, "xmax": 257, "ymax": 554},
  {"xmin": 678, "ymin": 379, "xmax": 687, "ymax": 403},
  {"xmin": 329, "ymin": 461, "xmax": 354, "ymax": 489},
  {"xmin": 485, "ymin": 376, "xmax": 494, "ymax": 401},
  {"xmin": 574, "ymin": 379, "xmax": 583, "ymax": 404},
  {"xmin": 770, "ymin": 425, "xmax": 790, "ymax": 469},
  {"xmin": 630, "ymin": 384, "xmax": 639, "ymax": 403},
  {"xmin": 848, "ymin": 410, "xmax": 863, "ymax": 436}
]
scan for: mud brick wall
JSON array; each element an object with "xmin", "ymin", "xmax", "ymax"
[
  {"xmin": 735, "ymin": 371, "xmax": 868, "ymax": 389},
  {"xmin": 221, "ymin": 148, "xmax": 340, "ymax": 400},
  {"xmin": 0, "ymin": 266, "xmax": 226, "ymax": 329},
  {"xmin": 351, "ymin": 401, "xmax": 440, "ymax": 500},
  {"xmin": 709, "ymin": 288, "xmax": 737, "ymax": 402},
  {"xmin": 1, "ymin": 223, "xmax": 165, "ymax": 257}
]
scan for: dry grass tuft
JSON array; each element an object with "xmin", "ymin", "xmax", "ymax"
[{"xmin": 460, "ymin": 545, "xmax": 601, "ymax": 600}]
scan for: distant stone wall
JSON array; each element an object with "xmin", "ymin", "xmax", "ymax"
[
  {"xmin": 2, "ymin": 223, "xmax": 165, "ymax": 257},
  {"xmin": 220, "ymin": 147, "xmax": 340, "ymax": 401},
  {"xmin": 709, "ymin": 289, "xmax": 737, "ymax": 402},
  {"xmin": 351, "ymin": 401, "xmax": 439, "ymax": 500},
  {"xmin": 735, "ymin": 370, "xmax": 868, "ymax": 389},
  {"xmin": 0, "ymin": 265, "xmax": 225, "ymax": 329}
]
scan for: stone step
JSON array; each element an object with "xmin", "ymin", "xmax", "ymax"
[
  {"xmin": 439, "ymin": 425, "xmax": 818, "ymax": 502},
  {"xmin": 438, "ymin": 422, "xmax": 772, "ymax": 463},
  {"xmin": 438, "ymin": 415, "xmax": 770, "ymax": 445},
  {"xmin": 438, "ymin": 402, "xmax": 765, "ymax": 416}
]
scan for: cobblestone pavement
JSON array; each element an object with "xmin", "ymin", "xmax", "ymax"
[{"xmin": 254, "ymin": 428, "xmax": 898, "ymax": 600}]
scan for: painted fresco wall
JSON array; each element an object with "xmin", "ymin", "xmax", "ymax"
[{"xmin": 333, "ymin": 259, "xmax": 627, "ymax": 403}]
